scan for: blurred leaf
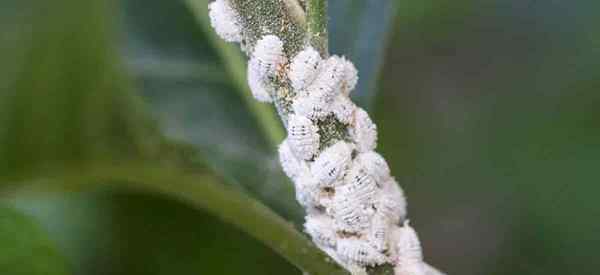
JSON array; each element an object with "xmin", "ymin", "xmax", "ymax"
[
  {"xmin": 0, "ymin": 1, "xmax": 346, "ymax": 274},
  {"xmin": 0, "ymin": 205, "xmax": 70, "ymax": 275},
  {"xmin": 119, "ymin": 0, "xmax": 301, "ymax": 221},
  {"xmin": 329, "ymin": 0, "xmax": 399, "ymax": 110}
]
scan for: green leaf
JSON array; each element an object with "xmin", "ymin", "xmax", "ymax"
[
  {"xmin": 0, "ymin": 0, "xmax": 346, "ymax": 274},
  {"xmin": 0, "ymin": 205, "xmax": 70, "ymax": 275},
  {"xmin": 329, "ymin": 0, "xmax": 399, "ymax": 110},
  {"xmin": 120, "ymin": 0, "xmax": 301, "ymax": 221}
]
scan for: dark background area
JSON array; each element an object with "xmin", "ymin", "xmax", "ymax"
[{"xmin": 2, "ymin": 0, "xmax": 599, "ymax": 274}]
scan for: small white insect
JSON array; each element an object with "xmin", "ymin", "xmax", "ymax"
[
  {"xmin": 247, "ymin": 58, "xmax": 273, "ymax": 102},
  {"xmin": 278, "ymin": 139, "xmax": 310, "ymax": 179},
  {"xmin": 354, "ymin": 151, "xmax": 391, "ymax": 184},
  {"xmin": 288, "ymin": 46, "xmax": 322, "ymax": 91},
  {"xmin": 332, "ymin": 191, "xmax": 374, "ymax": 232},
  {"xmin": 331, "ymin": 95, "xmax": 356, "ymax": 124},
  {"xmin": 292, "ymin": 95, "xmax": 331, "ymax": 120},
  {"xmin": 342, "ymin": 161, "xmax": 380, "ymax": 204},
  {"xmin": 337, "ymin": 238, "xmax": 387, "ymax": 266},
  {"xmin": 377, "ymin": 178, "xmax": 407, "ymax": 224},
  {"xmin": 306, "ymin": 56, "xmax": 346, "ymax": 102},
  {"xmin": 253, "ymin": 35, "xmax": 287, "ymax": 78},
  {"xmin": 304, "ymin": 215, "xmax": 338, "ymax": 248},
  {"xmin": 341, "ymin": 57, "xmax": 358, "ymax": 95},
  {"xmin": 367, "ymin": 213, "xmax": 390, "ymax": 252},
  {"xmin": 208, "ymin": 0, "xmax": 243, "ymax": 43},
  {"xmin": 311, "ymin": 140, "xmax": 353, "ymax": 187},
  {"xmin": 393, "ymin": 221, "xmax": 424, "ymax": 264},
  {"xmin": 287, "ymin": 114, "xmax": 320, "ymax": 160},
  {"xmin": 294, "ymin": 174, "xmax": 321, "ymax": 209},
  {"xmin": 350, "ymin": 108, "xmax": 378, "ymax": 153}
]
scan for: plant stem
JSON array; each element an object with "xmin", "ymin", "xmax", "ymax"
[
  {"xmin": 2, "ymin": 163, "xmax": 349, "ymax": 275},
  {"xmin": 306, "ymin": 0, "xmax": 328, "ymax": 55}
]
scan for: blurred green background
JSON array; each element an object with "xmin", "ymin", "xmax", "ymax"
[{"xmin": 1, "ymin": 0, "xmax": 599, "ymax": 274}]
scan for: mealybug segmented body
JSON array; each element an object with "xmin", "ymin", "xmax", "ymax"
[
  {"xmin": 368, "ymin": 213, "xmax": 390, "ymax": 252},
  {"xmin": 289, "ymin": 47, "xmax": 322, "ymax": 91},
  {"xmin": 377, "ymin": 178, "xmax": 407, "ymax": 224},
  {"xmin": 292, "ymin": 95, "xmax": 331, "ymax": 120},
  {"xmin": 354, "ymin": 151, "xmax": 391, "ymax": 184},
  {"xmin": 304, "ymin": 215, "xmax": 338, "ymax": 248},
  {"xmin": 247, "ymin": 59, "xmax": 273, "ymax": 102},
  {"xmin": 311, "ymin": 141, "xmax": 353, "ymax": 187},
  {"xmin": 331, "ymin": 95, "xmax": 356, "ymax": 124},
  {"xmin": 341, "ymin": 57, "xmax": 358, "ymax": 95},
  {"xmin": 350, "ymin": 108, "xmax": 378, "ymax": 152},
  {"xmin": 337, "ymin": 238, "xmax": 387, "ymax": 266},
  {"xmin": 306, "ymin": 56, "xmax": 345, "ymax": 103},
  {"xmin": 253, "ymin": 35, "xmax": 287, "ymax": 78},
  {"xmin": 278, "ymin": 139, "xmax": 309, "ymax": 179},
  {"xmin": 287, "ymin": 115, "xmax": 320, "ymax": 160},
  {"xmin": 393, "ymin": 221, "xmax": 424, "ymax": 264}
]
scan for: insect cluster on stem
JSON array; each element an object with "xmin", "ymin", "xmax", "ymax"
[{"xmin": 208, "ymin": 1, "xmax": 444, "ymax": 274}]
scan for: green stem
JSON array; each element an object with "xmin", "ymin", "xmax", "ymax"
[
  {"xmin": 306, "ymin": 0, "xmax": 328, "ymax": 55},
  {"xmin": 185, "ymin": 0, "xmax": 286, "ymax": 147},
  {"xmin": 2, "ymin": 163, "xmax": 348, "ymax": 275}
]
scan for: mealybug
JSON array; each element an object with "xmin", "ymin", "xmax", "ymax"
[
  {"xmin": 354, "ymin": 151, "xmax": 391, "ymax": 184},
  {"xmin": 337, "ymin": 238, "xmax": 387, "ymax": 266},
  {"xmin": 393, "ymin": 221, "xmax": 424, "ymax": 264},
  {"xmin": 208, "ymin": 0, "xmax": 243, "ymax": 43},
  {"xmin": 306, "ymin": 56, "xmax": 345, "ymax": 102},
  {"xmin": 289, "ymin": 47, "xmax": 322, "ymax": 91},
  {"xmin": 311, "ymin": 141, "xmax": 353, "ymax": 187},
  {"xmin": 278, "ymin": 139, "xmax": 310, "ymax": 179},
  {"xmin": 292, "ymin": 95, "xmax": 331, "ymax": 121},
  {"xmin": 350, "ymin": 108, "xmax": 378, "ymax": 153},
  {"xmin": 331, "ymin": 95, "xmax": 357, "ymax": 124},
  {"xmin": 341, "ymin": 57, "xmax": 358, "ymax": 95},
  {"xmin": 287, "ymin": 114, "xmax": 320, "ymax": 160},
  {"xmin": 377, "ymin": 178, "xmax": 407, "ymax": 224},
  {"xmin": 247, "ymin": 58, "xmax": 273, "ymax": 102},
  {"xmin": 253, "ymin": 35, "xmax": 287, "ymax": 78},
  {"xmin": 367, "ymin": 213, "xmax": 390, "ymax": 252},
  {"xmin": 304, "ymin": 215, "xmax": 338, "ymax": 248}
]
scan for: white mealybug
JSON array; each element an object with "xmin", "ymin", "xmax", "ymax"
[
  {"xmin": 341, "ymin": 57, "xmax": 358, "ymax": 95},
  {"xmin": 247, "ymin": 59, "xmax": 273, "ymax": 102},
  {"xmin": 287, "ymin": 114, "xmax": 320, "ymax": 160},
  {"xmin": 393, "ymin": 221, "xmax": 424, "ymax": 264},
  {"xmin": 337, "ymin": 238, "xmax": 387, "ymax": 266},
  {"xmin": 343, "ymin": 160, "xmax": 380, "ymax": 204},
  {"xmin": 208, "ymin": 0, "xmax": 243, "ymax": 43},
  {"xmin": 377, "ymin": 178, "xmax": 407, "ymax": 224},
  {"xmin": 292, "ymin": 95, "xmax": 331, "ymax": 120},
  {"xmin": 354, "ymin": 151, "xmax": 391, "ymax": 184},
  {"xmin": 306, "ymin": 56, "xmax": 346, "ymax": 102},
  {"xmin": 311, "ymin": 141, "xmax": 353, "ymax": 187},
  {"xmin": 367, "ymin": 213, "xmax": 390, "ymax": 252},
  {"xmin": 253, "ymin": 35, "xmax": 287, "ymax": 78},
  {"xmin": 332, "ymin": 190, "xmax": 375, "ymax": 232},
  {"xmin": 304, "ymin": 215, "xmax": 338, "ymax": 248},
  {"xmin": 278, "ymin": 139, "xmax": 309, "ymax": 179},
  {"xmin": 350, "ymin": 108, "xmax": 378, "ymax": 153},
  {"xmin": 288, "ymin": 46, "xmax": 322, "ymax": 91},
  {"xmin": 331, "ymin": 95, "xmax": 356, "ymax": 124},
  {"xmin": 294, "ymin": 174, "xmax": 321, "ymax": 210}
]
